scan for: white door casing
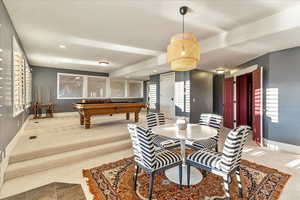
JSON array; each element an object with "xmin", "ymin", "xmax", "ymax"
[{"xmin": 160, "ymin": 72, "xmax": 175, "ymax": 119}]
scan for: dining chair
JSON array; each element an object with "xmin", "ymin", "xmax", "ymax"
[
  {"xmin": 186, "ymin": 126, "xmax": 251, "ymax": 200},
  {"xmin": 146, "ymin": 113, "xmax": 180, "ymax": 149},
  {"xmin": 128, "ymin": 124, "xmax": 182, "ymax": 200},
  {"xmin": 189, "ymin": 113, "xmax": 223, "ymax": 152}
]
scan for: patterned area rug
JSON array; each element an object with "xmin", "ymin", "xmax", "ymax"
[{"xmin": 83, "ymin": 157, "xmax": 290, "ymax": 200}]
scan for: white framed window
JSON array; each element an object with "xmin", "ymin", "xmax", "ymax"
[
  {"xmin": 57, "ymin": 73, "xmax": 85, "ymax": 99},
  {"xmin": 25, "ymin": 61, "xmax": 32, "ymax": 108},
  {"xmin": 57, "ymin": 73, "xmax": 143, "ymax": 99},
  {"xmin": 127, "ymin": 80, "xmax": 143, "ymax": 98},
  {"xmin": 87, "ymin": 76, "xmax": 107, "ymax": 98},
  {"xmin": 13, "ymin": 36, "xmax": 25, "ymax": 117},
  {"xmin": 110, "ymin": 79, "xmax": 126, "ymax": 98},
  {"xmin": 149, "ymin": 83, "xmax": 157, "ymax": 110}
]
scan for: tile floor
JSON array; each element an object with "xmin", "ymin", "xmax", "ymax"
[
  {"xmin": 1, "ymin": 182, "xmax": 86, "ymax": 200},
  {"xmin": 0, "ymin": 112, "xmax": 299, "ymax": 200}
]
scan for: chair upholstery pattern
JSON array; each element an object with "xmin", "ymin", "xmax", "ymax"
[
  {"xmin": 191, "ymin": 113, "xmax": 223, "ymax": 150},
  {"xmin": 146, "ymin": 113, "xmax": 180, "ymax": 149},
  {"xmin": 187, "ymin": 126, "xmax": 251, "ymax": 200},
  {"xmin": 128, "ymin": 124, "xmax": 181, "ymax": 171},
  {"xmin": 128, "ymin": 124, "xmax": 183, "ymax": 200}
]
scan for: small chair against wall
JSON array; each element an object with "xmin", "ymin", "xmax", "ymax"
[
  {"xmin": 128, "ymin": 124, "xmax": 182, "ymax": 200},
  {"xmin": 186, "ymin": 126, "xmax": 251, "ymax": 200},
  {"xmin": 146, "ymin": 113, "xmax": 180, "ymax": 149}
]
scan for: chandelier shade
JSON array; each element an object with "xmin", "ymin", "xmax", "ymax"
[{"xmin": 167, "ymin": 32, "xmax": 200, "ymax": 71}]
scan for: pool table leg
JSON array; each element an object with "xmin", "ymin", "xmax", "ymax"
[
  {"xmin": 134, "ymin": 112, "xmax": 139, "ymax": 122},
  {"xmin": 80, "ymin": 114, "xmax": 84, "ymax": 125},
  {"xmin": 126, "ymin": 113, "xmax": 130, "ymax": 120},
  {"xmin": 84, "ymin": 116, "xmax": 91, "ymax": 129}
]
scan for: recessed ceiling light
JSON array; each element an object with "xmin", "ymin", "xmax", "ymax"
[
  {"xmin": 216, "ymin": 69, "xmax": 225, "ymax": 74},
  {"xmin": 153, "ymin": 70, "xmax": 157, "ymax": 73},
  {"xmin": 59, "ymin": 44, "xmax": 66, "ymax": 49},
  {"xmin": 0, "ymin": 49, "xmax": 3, "ymax": 52},
  {"xmin": 0, "ymin": 58, "xmax": 3, "ymax": 62},
  {"xmin": 98, "ymin": 61, "xmax": 109, "ymax": 67}
]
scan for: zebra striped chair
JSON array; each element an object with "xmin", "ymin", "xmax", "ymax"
[
  {"xmin": 186, "ymin": 126, "xmax": 251, "ymax": 200},
  {"xmin": 128, "ymin": 124, "xmax": 182, "ymax": 200},
  {"xmin": 146, "ymin": 113, "xmax": 180, "ymax": 149},
  {"xmin": 189, "ymin": 113, "xmax": 223, "ymax": 152}
]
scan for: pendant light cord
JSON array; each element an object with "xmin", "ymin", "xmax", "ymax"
[{"xmin": 182, "ymin": 12, "xmax": 185, "ymax": 52}]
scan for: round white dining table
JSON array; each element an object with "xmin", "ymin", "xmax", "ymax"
[{"xmin": 152, "ymin": 123, "xmax": 218, "ymax": 185}]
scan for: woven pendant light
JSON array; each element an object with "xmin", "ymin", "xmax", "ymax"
[{"xmin": 167, "ymin": 6, "xmax": 200, "ymax": 71}]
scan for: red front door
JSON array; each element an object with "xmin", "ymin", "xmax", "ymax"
[
  {"xmin": 252, "ymin": 67, "xmax": 263, "ymax": 145},
  {"xmin": 224, "ymin": 77, "xmax": 234, "ymax": 128}
]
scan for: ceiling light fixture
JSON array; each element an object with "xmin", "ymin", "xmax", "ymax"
[
  {"xmin": 0, "ymin": 48, "xmax": 3, "ymax": 52},
  {"xmin": 167, "ymin": 6, "xmax": 200, "ymax": 71},
  {"xmin": 59, "ymin": 44, "xmax": 66, "ymax": 49},
  {"xmin": 98, "ymin": 61, "xmax": 109, "ymax": 67},
  {"xmin": 216, "ymin": 69, "xmax": 225, "ymax": 74},
  {"xmin": 153, "ymin": 70, "xmax": 158, "ymax": 73}
]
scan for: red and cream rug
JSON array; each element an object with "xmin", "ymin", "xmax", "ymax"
[{"xmin": 83, "ymin": 157, "xmax": 290, "ymax": 200}]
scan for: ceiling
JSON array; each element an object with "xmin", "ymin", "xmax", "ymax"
[{"xmin": 3, "ymin": 0, "xmax": 300, "ymax": 79}]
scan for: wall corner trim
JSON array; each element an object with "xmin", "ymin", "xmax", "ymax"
[
  {"xmin": 264, "ymin": 139, "xmax": 300, "ymax": 154},
  {"xmin": 0, "ymin": 116, "xmax": 31, "ymax": 189}
]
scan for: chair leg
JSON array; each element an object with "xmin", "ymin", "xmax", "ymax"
[
  {"xmin": 215, "ymin": 144, "xmax": 218, "ymax": 152},
  {"xmin": 134, "ymin": 165, "xmax": 139, "ymax": 190},
  {"xmin": 223, "ymin": 174, "xmax": 231, "ymax": 200},
  {"xmin": 179, "ymin": 164, "xmax": 182, "ymax": 188},
  {"xmin": 235, "ymin": 167, "xmax": 243, "ymax": 198},
  {"xmin": 187, "ymin": 163, "xmax": 191, "ymax": 188},
  {"xmin": 148, "ymin": 173, "xmax": 155, "ymax": 200}
]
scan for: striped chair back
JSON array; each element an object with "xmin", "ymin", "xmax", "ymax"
[
  {"xmin": 146, "ymin": 113, "xmax": 166, "ymax": 128},
  {"xmin": 199, "ymin": 113, "xmax": 223, "ymax": 141},
  {"xmin": 128, "ymin": 124, "xmax": 156, "ymax": 169},
  {"xmin": 220, "ymin": 126, "xmax": 251, "ymax": 173},
  {"xmin": 157, "ymin": 113, "xmax": 166, "ymax": 125},
  {"xmin": 146, "ymin": 113, "xmax": 158, "ymax": 128}
]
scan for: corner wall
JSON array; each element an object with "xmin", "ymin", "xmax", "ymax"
[
  {"xmin": 0, "ymin": 0, "xmax": 29, "ymax": 161},
  {"xmin": 239, "ymin": 47, "xmax": 300, "ymax": 146}
]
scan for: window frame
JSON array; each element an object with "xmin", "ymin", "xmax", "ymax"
[
  {"xmin": 57, "ymin": 73, "xmax": 86, "ymax": 99},
  {"xmin": 56, "ymin": 73, "xmax": 144, "ymax": 99},
  {"xmin": 127, "ymin": 80, "xmax": 144, "ymax": 98},
  {"xmin": 86, "ymin": 75, "xmax": 109, "ymax": 99},
  {"xmin": 109, "ymin": 78, "xmax": 127, "ymax": 98}
]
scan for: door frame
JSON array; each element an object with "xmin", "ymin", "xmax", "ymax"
[
  {"xmin": 229, "ymin": 64, "xmax": 264, "ymax": 146},
  {"xmin": 159, "ymin": 72, "xmax": 175, "ymax": 119}
]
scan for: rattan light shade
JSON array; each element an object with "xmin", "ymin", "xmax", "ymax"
[{"xmin": 167, "ymin": 33, "xmax": 200, "ymax": 71}]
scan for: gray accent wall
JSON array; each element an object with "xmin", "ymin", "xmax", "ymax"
[
  {"xmin": 190, "ymin": 70, "xmax": 213, "ymax": 123},
  {"xmin": 239, "ymin": 47, "xmax": 300, "ymax": 146},
  {"xmin": 0, "ymin": 1, "xmax": 29, "ymax": 158},
  {"xmin": 213, "ymin": 74, "xmax": 224, "ymax": 116},
  {"xmin": 31, "ymin": 66, "xmax": 144, "ymax": 113}
]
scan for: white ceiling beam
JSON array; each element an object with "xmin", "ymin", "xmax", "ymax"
[{"xmin": 110, "ymin": 4, "xmax": 300, "ymax": 77}]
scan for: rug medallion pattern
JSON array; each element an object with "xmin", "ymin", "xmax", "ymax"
[{"xmin": 83, "ymin": 157, "xmax": 290, "ymax": 200}]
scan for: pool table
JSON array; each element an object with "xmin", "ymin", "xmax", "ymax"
[{"xmin": 73, "ymin": 100, "xmax": 146, "ymax": 129}]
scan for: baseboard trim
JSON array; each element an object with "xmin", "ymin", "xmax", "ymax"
[
  {"xmin": 0, "ymin": 115, "xmax": 30, "ymax": 189},
  {"xmin": 264, "ymin": 139, "xmax": 300, "ymax": 154}
]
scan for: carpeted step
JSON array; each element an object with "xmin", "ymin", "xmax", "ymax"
[
  {"xmin": 4, "ymin": 139, "xmax": 132, "ymax": 181},
  {"xmin": 9, "ymin": 133, "xmax": 130, "ymax": 164}
]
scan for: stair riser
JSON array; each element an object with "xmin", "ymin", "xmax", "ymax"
[
  {"xmin": 9, "ymin": 134, "xmax": 130, "ymax": 164},
  {"xmin": 5, "ymin": 141, "xmax": 132, "ymax": 181}
]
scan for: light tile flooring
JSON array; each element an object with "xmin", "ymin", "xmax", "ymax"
[{"xmin": 0, "ymin": 112, "xmax": 300, "ymax": 200}]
